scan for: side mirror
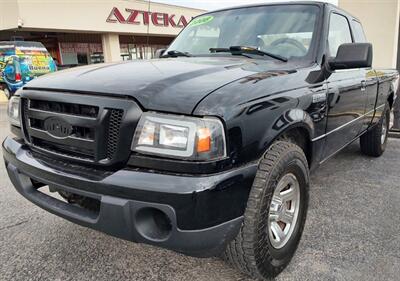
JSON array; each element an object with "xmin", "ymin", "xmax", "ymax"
[
  {"xmin": 328, "ymin": 43, "xmax": 373, "ymax": 70},
  {"xmin": 155, "ymin": 49, "xmax": 166, "ymax": 58}
]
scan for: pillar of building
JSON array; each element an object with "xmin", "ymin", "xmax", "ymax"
[{"xmin": 101, "ymin": 33, "xmax": 121, "ymax": 63}]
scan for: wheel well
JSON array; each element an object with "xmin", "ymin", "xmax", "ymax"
[
  {"xmin": 278, "ymin": 127, "xmax": 312, "ymax": 166},
  {"xmin": 388, "ymin": 92, "xmax": 394, "ymax": 109}
]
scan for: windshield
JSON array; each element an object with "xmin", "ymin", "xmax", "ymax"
[{"xmin": 167, "ymin": 5, "xmax": 320, "ymax": 61}]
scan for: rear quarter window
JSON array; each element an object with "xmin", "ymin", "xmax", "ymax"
[{"xmin": 352, "ymin": 20, "xmax": 367, "ymax": 42}]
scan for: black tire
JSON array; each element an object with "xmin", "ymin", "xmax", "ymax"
[
  {"xmin": 360, "ymin": 102, "xmax": 390, "ymax": 157},
  {"xmin": 1, "ymin": 85, "xmax": 11, "ymax": 99},
  {"xmin": 224, "ymin": 141, "xmax": 309, "ymax": 280}
]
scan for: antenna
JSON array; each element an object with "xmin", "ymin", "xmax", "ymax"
[{"xmin": 146, "ymin": 0, "xmax": 151, "ymax": 59}]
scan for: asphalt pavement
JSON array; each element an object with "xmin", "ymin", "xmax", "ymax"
[{"xmin": 0, "ymin": 102, "xmax": 399, "ymax": 281}]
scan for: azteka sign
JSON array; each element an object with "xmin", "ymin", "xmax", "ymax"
[{"xmin": 106, "ymin": 7, "xmax": 190, "ymax": 28}]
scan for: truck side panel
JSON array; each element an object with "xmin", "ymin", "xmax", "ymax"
[{"xmin": 372, "ymin": 70, "xmax": 398, "ymax": 126}]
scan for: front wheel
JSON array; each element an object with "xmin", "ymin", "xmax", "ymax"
[
  {"xmin": 2, "ymin": 86, "xmax": 11, "ymax": 99},
  {"xmin": 224, "ymin": 141, "xmax": 309, "ymax": 280},
  {"xmin": 360, "ymin": 102, "xmax": 390, "ymax": 157}
]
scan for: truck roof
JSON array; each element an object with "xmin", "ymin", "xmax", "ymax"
[
  {"xmin": 205, "ymin": 1, "xmax": 359, "ymax": 22},
  {"xmin": 0, "ymin": 41, "xmax": 46, "ymax": 48},
  {"xmin": 0, "ymin": 41, "xmax": 49, "ymax": 55},
  {"xmin": 208, "ymin": 1, "xmax": 324, "ymax": 11}
]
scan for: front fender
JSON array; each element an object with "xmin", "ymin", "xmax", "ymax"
[
  {"xmin": 270, "ymin": 109, "xmax": 315, "ymax": 139},
  {"xmin": 258, "ymin": 108, "xmax": 315, "ymax": 153},
  {"xmin": 223, "ymin": 99, "xmax": 319, "ymax": 167},
  {"xmin": 193, "ymin": 66, "xmax": 327, "ymax": 168}
]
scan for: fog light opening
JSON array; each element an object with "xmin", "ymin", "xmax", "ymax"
[{"xmin": 135, "ymin": 208, "xmax": 172, "ymax": 242}]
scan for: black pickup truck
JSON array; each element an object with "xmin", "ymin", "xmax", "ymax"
[{"xmin": 3, "ymin": 2, "xmax": 399, "ymax": 280}]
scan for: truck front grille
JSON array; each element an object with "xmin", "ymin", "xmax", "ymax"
[
  {"xmin": 31, "ymin": 137, "xmax": 95, "ymax": 160},
  {"xmin": 29, "ymin": 118, "xmax": 96, "ymax": 140},
  {"xmin": 20, "ymin": 92, "xmax": 141, "ymax": 167},
  {"xmin": 29, "ymin": 99, "xmax": 99, "ymax": 118},
  {"xmin": 106, "ymin": 109, "xmax": 124, "ymax": 159}
]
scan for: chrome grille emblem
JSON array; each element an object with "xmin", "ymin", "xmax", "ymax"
[{"xmin": 43, "ymin": 117, "xmax": 73, "ymax": 138}]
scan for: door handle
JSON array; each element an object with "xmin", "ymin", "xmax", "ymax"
[{"xmin": 361, "ymin": 80, "xmax": 367, "ymax": 92}]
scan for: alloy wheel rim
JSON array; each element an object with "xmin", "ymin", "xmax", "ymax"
[
  {"xmin": 267, "ymin": 173, "xmax": 301, "ymax": 249},
  {"xmin": 381, "ymin": 115, "xmax": 388, "ymax": 145}
]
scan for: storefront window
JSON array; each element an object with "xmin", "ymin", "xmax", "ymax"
[
  {"xmin": 59, "ymin": 42, "xmax": 103, "ymax": 66},
  {"xmin": 60, "ymin": 42, "xmax": 169, "ymax": 65},
  {"xmin": 120, "ymin": 44, "xmax": 168, "ymax": 60}
]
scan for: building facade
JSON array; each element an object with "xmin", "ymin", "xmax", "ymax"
[
  {"xmin": 338, "ymin": 0, "xmax": 400, "ymax": 69},
  {"xmin": 0, "ymin": 0, "xmax": 204, "ymax": 65}
]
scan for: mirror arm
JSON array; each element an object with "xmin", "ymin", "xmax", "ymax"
[{"xmin": 305, "ymin": 54, "xmax": 333, "ymax": 84}]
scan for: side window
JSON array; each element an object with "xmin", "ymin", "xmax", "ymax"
[
  {"xmin": 352, "ymin": 20, "xmax": 367, "ymax": 42},
  {"xmin": 328, "ymin": 13, "xmax": 353, "ymax": 57}
]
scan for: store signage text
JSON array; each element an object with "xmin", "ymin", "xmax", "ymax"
[{"xmin": 106, "ymin": 7, "xmax": 189, "ymax": 27}]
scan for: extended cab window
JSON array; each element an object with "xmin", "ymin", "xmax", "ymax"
[
  {"xmin": 352, "ymin": 20, "xmax": 367, "ymax": 42},
  {"xmin": 167, "ymin": 5, "xmax": 320, "ymax": 60},
  {"xmin": 328, "ymin": 13, "xmax": 353, "ymax": 57}
]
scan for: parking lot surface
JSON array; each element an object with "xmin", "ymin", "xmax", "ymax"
[{"xmin": 0, "ymin": 102, "xmax": 399, "ymax": 281}]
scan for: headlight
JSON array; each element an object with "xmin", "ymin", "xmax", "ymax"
[
  {"xmin": 7, "ymin": 96, "xmax": 21, "ymax": 127},
  {"xmin": 132, "ymin": 112, "xmax": 227, "ymax": 161}
]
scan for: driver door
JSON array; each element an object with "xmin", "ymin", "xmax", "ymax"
[{"xmin": 323, "ymin": 13, "xmax": 367, "ymax": 159}]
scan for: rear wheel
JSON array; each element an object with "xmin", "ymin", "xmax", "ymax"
[
  {"xmin": 224, "ymin": 141, "xmax": 309, "ymax": 280},
  {"xmin": 360, "ymin": 102, "xmax": 390, "ymax": 157}
]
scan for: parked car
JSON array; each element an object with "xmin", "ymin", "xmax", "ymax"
[
  {"xmin": 0, "ymin": 41, "xmax": 57, "ymax": 99},
  {"xmin": 3, "ymin": 2, "xmax": 399, "ymax": 280}
]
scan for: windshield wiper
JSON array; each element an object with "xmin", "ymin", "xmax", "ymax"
[
  {"xmin": 210, "ymin": 46, "xmax": 288, "ymax": 62},
  {"xmin": 163, "ymin": 50, "xmax": 192, "ymax": 58}
]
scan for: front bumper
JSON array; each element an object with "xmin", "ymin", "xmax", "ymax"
[{"xmin": 3, "ymin": 137, "xmax": 257, "ymax": 257}]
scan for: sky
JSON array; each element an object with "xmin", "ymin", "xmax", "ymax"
[{"xmin": 153, "ymin": 0, "xmax": 338, "ymax": 11}]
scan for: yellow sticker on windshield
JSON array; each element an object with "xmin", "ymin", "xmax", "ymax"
[{"xmin": 189, "ymin": 15, "xmax": 214, "ymax": 27}]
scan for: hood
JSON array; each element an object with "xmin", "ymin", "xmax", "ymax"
[{"xmin": 24, "ymin": 57, "xmax": 290, "ymax": 114}]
